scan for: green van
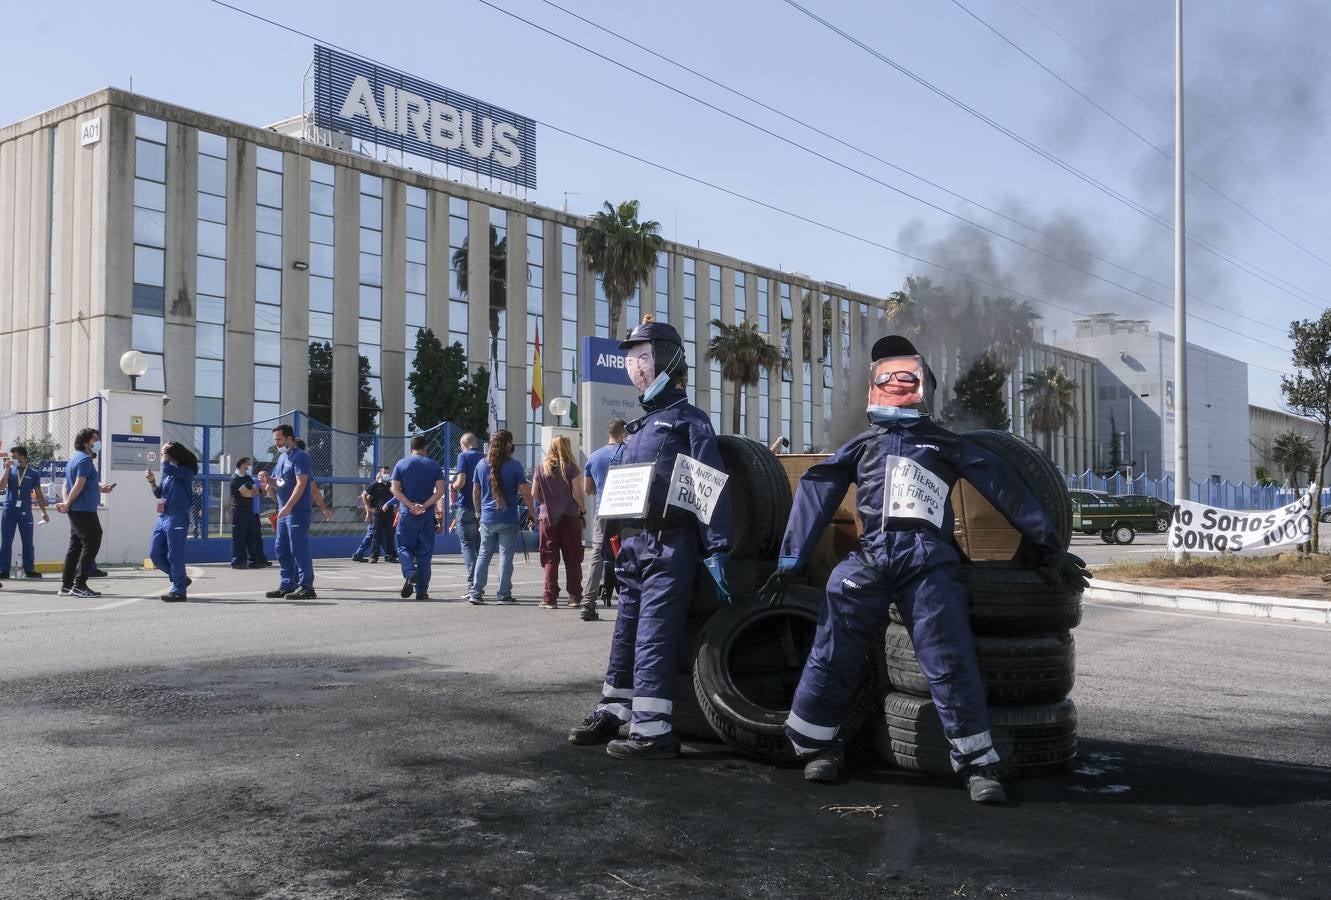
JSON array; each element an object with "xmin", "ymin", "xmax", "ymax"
[{"xmin": 1069, "ymin": 490, "xmax": 1162, "ymax": 544}]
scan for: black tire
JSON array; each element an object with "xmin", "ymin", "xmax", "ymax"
[
  {"xmin": 691, "ymin": 558, "xmax": 780, "ymax": 615},
  {"xmin": 672, "ymin": 671, "xmax": 720, "ymax": 742},
  {"xmin": 882, "ymin": 623, "xmax": 1075, "ymax": 704},
  {"xmin": 693, "ymin": 585, "xmax": 873, "ymax": 762},
  {"xmin": 889, "ymin": 563, "xmax": 1082, "ymax": 634},
  {"xmin": 963, "ymin": 430, "xmax": 1072, "ymax": 550},
  {"xmin": 717, "ymin": 435, "xmax": 792, "ymax": 561},
  {"xmin": 877, "ymin": 692, "xmax": 1077, "ymax": 779},
  {"xmin": 1112, "ymin": 525, "xmax": 1135, "ymax": 545},
  {"xmin": 1156, "ymin": 515, "xmax": 1171, "ymax": 534},
  {"xmin": 1100, "ymin": 530, "xmax": 1114, "ymax": 544}
]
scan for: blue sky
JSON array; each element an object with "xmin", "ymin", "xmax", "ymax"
[{"xmin": 5, "ymin": 0, "xmax": 1328, "ymax": 408}]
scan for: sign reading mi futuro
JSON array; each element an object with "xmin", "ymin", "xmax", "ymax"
[{"xmin": 313, "ymin": 45, "xmax": 537, "ymax": 189}]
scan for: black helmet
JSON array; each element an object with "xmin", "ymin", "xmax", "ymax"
[{"xmin": 619, "ymin": 318, "xmax": 685, "ymax": 350}]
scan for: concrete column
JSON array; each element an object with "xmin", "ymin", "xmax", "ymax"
[
  {"xmin": 808, "ymin": 289, "xmax": 824, "ymax": 449},
  {"xmin": 745, "ymin": 274, "xmax": 760, "ymax": 440},
  {"xmin": 505, "ymin": 211, "xmax": 529, "ymax": 434},
  {"xmin": 788, "ymin": 284, "xmax": 804, "ymax": 451},
  {"xmin": 281, "ymin": 151, "xmax": 311, "ymax": 416},
  {"xmin": 331, "ymin": 164, "xmax": 360, "ymax": 433},
  {"xmin": 541, "ymin": 219, "xmax": 562, "ymax": 411},
  {"xmin": 162, "ymin": 122, "xmax": 197, "ymax": 423},
  {"xmin": 0, "ymin": 126, "xmax": 52, "ymax": 411},
  {"xmin": 222, "ymin": 137, "xmax": 256, "ymax": 427},
  {"xmin": 577, "ymin": 236, "xmax": 595, "ymax": 345},
  {"xmin": 48, "ymin": 119, "xmax": 79, "ymax": 408},
  {"xmin": 466, "ymin": 199, "xmax": 491, "ymax": 373},
  {"xmin": 379, "ymin": 177, "xmax": 406, "ymax": 434},
  {"xmin": 667, "ymin": 253, "xmax": 684, "ymax": 331},
  {"xmin": 719, "ymin": 268, "xmax": 735, "ymax": 434},
  {"xmin": 425, "ymin": 189, "xmax": 449, "ymax": 341},
  {"xmin": 828, "ymin": 295, "xmax": 842, "ymax": 446}
]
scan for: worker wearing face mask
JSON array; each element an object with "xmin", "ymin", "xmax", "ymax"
[
  {"xmin": 759, "ymin": 335, "xmax": 1089, "ymax": 802},
  {"xmin": 567, "ymin": 317, "xmax": 733, "ymax": 760},
  {"xmin": 147, "ymin": 441, "xmax": 199, "ymax": 602},
  {"xmin": 353, "ymin": 465, "xmax": 398, "ymax": 563},
  {"xmin": 0, "ymin": 445, "xmax": 50, "ymax": 580}
]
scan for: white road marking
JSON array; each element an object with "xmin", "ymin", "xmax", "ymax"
[
  {"xmin": 1085, "ymin": 599, "xmax": 1331, "ymax": 632},
  {"xmin": 0, "ymin": 597, "xmax": 146, "ymax": 616}
]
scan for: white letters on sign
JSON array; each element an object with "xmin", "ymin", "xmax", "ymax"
[
  {"xmin": 596, "ymin": 463, "xmax": 655, "ymax": 519},
  {"xmin": 882, "ymin": 455, "xmax": 949, "ymax": 529},
  {"xmin": 1168, "ymin": 485, "xmax": 1317, "ymax": 554},
  {"xmin": 338, "ymin": 74, "xmax": 522, "ymax": 169},
  {"xmin": 666, "ymin": 455, "xmax": 729, "ymax": 525},
  {"xmin": 80, "ymin": 117, "xmax": 102, "ymax": 146}
]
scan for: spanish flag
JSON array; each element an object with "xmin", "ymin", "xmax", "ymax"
[{"xmin": 531, "ymin": 324, "xmax": 543, "ymax": 413}]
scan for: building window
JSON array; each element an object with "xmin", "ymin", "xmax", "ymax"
[
  {"xmin": 404, "ymin": 185, "xmax": 428, "ymax": 430},
  {"xmin": 655, "ymin": 251, "xmax": 669, "ymax": 321},
  {"xmin": 357, "ymin": 173, "xmax": 383, "ymax": 432},
  {"xmin": 448, "ymin": 196, "xmax": 469, "ymax": 358},
  {"xmin": 489, "ymin": 206, "xmax": 508, "ymax": 419},
  {"xmin": 708, "ymin": 265, "xmax": 721, "ymax": 424},
  {"xmin": 682, "ymin": 257, "xmax": 697, "ymax": 373},
  {"xmin": 780, "ymin": 284, "xmax": 792, "ymax": 443},
  {"xmin": 131, "ymin": 114, "xmax": 167, "ymax": 392},
  {"xmin": 561, "ymin": 226, "xmax": 579, "ymax": 406},
  {"xmin": 758, "ymin": 277, "xmax": 769, "ymax": 443},
  {"xmin": 253, "ymin": 146, "xmax": 283, "ymax": 423},
  {"xmin": 307, "ymin": 160, "xmax": 336, "ymax": 427},
  {"xmin": 195, "ymin": 131, "xmax": 227, "ymax": 424},
  {"xmin": 526, "ymin": 217, "xmax": 544, "ymax": 453}
]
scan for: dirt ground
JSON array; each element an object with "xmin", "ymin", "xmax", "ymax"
[{"xmin": 1110, "ymin": 574, "xmax": 1331, "ymax": 600}]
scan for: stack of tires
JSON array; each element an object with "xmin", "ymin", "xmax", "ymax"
[{"xmin": 876, "ymin": 430, "xmax": 1083, "ymax": 780}]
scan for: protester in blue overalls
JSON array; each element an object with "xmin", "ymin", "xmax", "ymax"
[
  {"xmin": 146, "ymin": 441, "xmax": 198, "ymax": 602},
  {"xmin": 758, "ymin": 335, "xmax": 1090, "ymax": 802},
  {"xmin": 258, "ymin": 423, "xmax": 317, "ymax": 600},
  {"xmin": 567, "ymin": 316, "xmax": 733, "ymax": 760},
  {"xmin": 1, "ymin": 446, "xmax": 50, "ymax": 580},
  {"xmin": 353, "ymin": 466, "xmax": 396, "ymax": 563},
  {"xmin": 390, "ymin": 436, "xmax": 446, "ymax": 601}
]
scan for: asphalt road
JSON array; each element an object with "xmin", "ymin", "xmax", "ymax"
[{"xmin": 1, "ymin": 557, "xmax": 1329, "ymax": 898}]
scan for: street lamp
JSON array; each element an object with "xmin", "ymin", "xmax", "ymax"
[
  {"xmin": 119, "ymin": 350, "xmax": 149, "ymax": 391},
  {"xmin": 548, "ymin": 396, "xmax": 572, "ymax": 425}
]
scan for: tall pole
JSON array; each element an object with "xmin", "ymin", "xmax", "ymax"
[{"xmin": 1173, "ymin": 0, "xmax": 1189, "ymax": 559}]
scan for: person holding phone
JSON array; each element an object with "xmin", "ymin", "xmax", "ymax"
[
  {"xmin": 146, "ymin": 441, "xmax": 198, "ymax": 602},
  {"xmin": 55, "ymin": 428, "xmax": 115, "ymax": 598},
  {"xmin": 0, "ymin": 445, "xmax": 50, "ymax": 580}
]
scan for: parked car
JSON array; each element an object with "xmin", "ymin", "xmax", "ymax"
[
  {"xmin": 1069, "ymin": 490, "xmax": 1160, "ymax": 544},
  {"xmin": 1117, "ymin": 493, "xmax": 1176, "ymax": 533}
]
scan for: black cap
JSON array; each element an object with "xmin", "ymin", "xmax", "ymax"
[
  {"xmin": 871, "ymin": 334, "xmax": 919, "ymax": 361},
  {"xmin": 619, "ymin": 319, "xmax": 685, "ymax": 349}
]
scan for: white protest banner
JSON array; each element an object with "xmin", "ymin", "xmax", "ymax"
[
  {"xmin": 882, "ymin": 455, "xmax": 949, "ymax": 529},
  {"xmin": 596, "ymin": 463, "xmax": 655, "ymax": 519},
  {"xmin": 1168, "ymin": 485, "xmax": 1317, "ymax": 554},
  {"xmin": 666, "ymin": 455, "xmax": 730, "ymax": 525}
]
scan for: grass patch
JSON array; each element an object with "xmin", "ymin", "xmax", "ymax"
[{"xmin": 1097, "ymin": 553, "xmax": 1331, "ymax": 581}]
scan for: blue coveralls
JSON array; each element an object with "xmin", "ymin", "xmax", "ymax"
[
  {"xmin": 149, "ymin": 461, "xmax": 195, "ymax": 595},
  {"xmin": 1, "ymin": 463, "xmax": 44, "ymax": 575},
  {"xmin": 272, "ymin": 446, "xmax": 315, "ymax": 591},
  {"xmin": 354, "ymin": 480, "xmax": 397, "ymax": 560},
  {"xmin": 780, "ymin": 418, "xmax": 1062, "ymax": 770},
  {"xmin": 596, "ymin": 388, "xmax": 733, "ymax": 739},
  {"xmin": 392, "ymin": 454, "xmax": 444, "ymax": 597}
]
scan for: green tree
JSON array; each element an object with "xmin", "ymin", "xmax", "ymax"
[
  {"xmin": 407, "ymin": 328, "xmax": 491, "ymax": 439},
  {"xmin": 11, "ymin": 434, "xmax": 60, "ymax": 464},
  {"xmin": 452, "ymin": 225, "xmax": 509, "ymax": 364},
  {"xmin": 1021, "ymin": 365, "xmax": 1079, "ymax": 455},
  {"xmin": 1253, "ymin": 465, "xmax": 1278, "ymax": 487},
  {"xmin": 1271, "ymin": 430, "xmax": 1315, "ymax": 490},
  {"xmin": 304, "ymin": 341, "xmax": 379, "ymax": 432},
  {"xmin": 705, "ymin": 319, "xmax": 782, "ymax": 435},
  {"xmin": 356, "ymin": 353, "xmax": 380, "ymax": 435},
  {"xmin": 1282, "ymin": 310, "xmax": 1331, "ymax": 552},
  {"xmin": 579, "ymin": 200, "xmax": 664, "ymax": 339},
  {"xmin": 942, "ymin": 358, "xmax": 1010, "ymax": 430}
]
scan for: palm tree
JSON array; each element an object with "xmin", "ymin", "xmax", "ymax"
[
  {"xmin": 978, "ymin": 296, "xmax": 1040, "ymax": 371},
  {"xmin": 452, "ymin": 225, "xmax": 508, "ymax": 363},
  {"xmin": 705, "ymin": 319, "xmax": 782, "ymax": 434},
  {"xmin": 579, "ymin": 200, "xmax": 664, "ymax": 339},
  {"xmin": 1272, "ymin": 430, "xmax": 1315, "ymax": 489},
  {"xmin": 1021, "ymin": 366, "xmax": 1078, "ymax": 455}
]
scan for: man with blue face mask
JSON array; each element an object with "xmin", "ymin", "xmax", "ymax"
[
  {"xmin": 353, "ymin": 466, "xmax": 396, "ymax": 563},
  {"xmin": 55, "ymin": 428, "xmax": 116, "ymax": 598},
  {"xmin": 567, "ymin": 317, "xmax": 733, "ymax": 760},
  {"xmin": 0, "ymin": 446, "xmax": 50, "ymax": 580},
  {"xmin": 759, "ymin": 335, "xmax": 1090, "ymax": 802}
]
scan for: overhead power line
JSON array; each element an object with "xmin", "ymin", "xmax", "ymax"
[
  {"xmin": 781, "ymin": 0, "xmax": 1330, "ymax": 312},
  {"xmin": 197, "ymin": 0, "xmax": 1293, "ymax": 376},
  {"xmin": 477, "ymin": 0, "xmax": 1287, "ymax": 339}
]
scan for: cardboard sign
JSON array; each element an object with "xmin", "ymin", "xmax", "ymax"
[
  {"xmin": 596, "ymin": 463, "xmax": 655, "ymax": 519},
  {"xmin": 883, "ymin": 455, "xmax": 948, "ymax": 529},
  {"xmin": 666, "ymin": 455, "xmax": 729, "ymax": 525},
  {"xmin": 1169, "ymin": 485, "xmax": 1316, "ymax": 554}
]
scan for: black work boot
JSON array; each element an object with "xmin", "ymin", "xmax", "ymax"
[
  {"xmin": 567, "ymin": 710, "xmax": 624, "ymax": 745},
  {"xmin": 580, "ymin": 600, "xmax": 600, "ymax": 621},
  {"xmin": 802, "ymin": 745, "xmax": 846, "ymax": 783},
  {"xmin": 606, "ymin": 732, "xmax": 682, "ymax": 760},
  {"xmin": 965, "ymin": 764, "xmax": 1008, "ymax": 804}
]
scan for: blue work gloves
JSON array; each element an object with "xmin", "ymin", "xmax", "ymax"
[
  {"xmin": 703, "ymin": 551, "xmax": 731, "ymax": 604},
  {"xmin": 1031, "ymin": 549, "xmax": 1091, "ymax": 591},
  {"xmin": 758, "ymin": 555, "xmax": 803, "ymax": 607}
]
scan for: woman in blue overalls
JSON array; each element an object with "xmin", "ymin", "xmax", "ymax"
[{"xmin": 146, "ymin": 441, "xmax": 198, "ymax": 602}]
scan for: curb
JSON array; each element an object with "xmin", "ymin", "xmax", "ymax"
[{"xmin": 1086, "ymin": 578, "xmax": 1331, "ymax": 624}]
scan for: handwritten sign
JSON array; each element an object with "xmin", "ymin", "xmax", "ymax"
[
  {"xmin": 666, "ymin": 455, "xmax": 729, "ymax": 525},
  {"xmin": 1169, "ymin": 485, "xmax": 1316, "ymax": 554},
  {"xmin": 596, "ymin": 463, "xmax": 655, "ymax": 519},
  {"xmin": 883, "ymin": 455, "xmax": 948, "ymax": 529}
]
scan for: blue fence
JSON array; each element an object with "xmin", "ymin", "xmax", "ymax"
[
  {"xmin": 0, "ymin": 396, "xmax": 104, "ymax": 505},
  {"xmin": 1064, "ymin": 470, "xmax": 1329, "ymax": 511}
]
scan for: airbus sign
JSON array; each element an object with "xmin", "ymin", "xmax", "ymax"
[{"xmin": 313, "ymin": 46, "xmax": 537, "ymax": 189}]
